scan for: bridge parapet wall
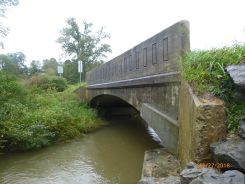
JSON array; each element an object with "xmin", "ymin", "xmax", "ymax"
[{"xmin": 86, "ymin": 20, "xmax": 189, "ymax": 87}]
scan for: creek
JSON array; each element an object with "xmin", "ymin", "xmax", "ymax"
[{"xmin": 0, "ymin": 117, "xmax": 162, "ymax": 184}]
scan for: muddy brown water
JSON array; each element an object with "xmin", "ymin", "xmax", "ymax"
[{"xmin": 0, "ymin": 117, "xmax": 162, "ymax": 184}]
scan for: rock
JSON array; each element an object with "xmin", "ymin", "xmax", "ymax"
[
  {"xmin": 138, "ymin": 177, "xmax": 155, "ymax": 184},
  {"xmin": 154, "ymin": 176, "xmax": 180, "ymax": 184},
  {"xmin": 226, "ymin": 63, "xmax": 245, "ymax": 90},
  {"xmin": 210, "ymin": 138, "xmax": 245, "ymax": 173},
  {"xmin": 233, "ymin": 91, "xmax": 245, "ymax": 102},
  {"xmin": 239, "ymin": 119, "xmax": 245, "ymax": 139},
  {"xmin": 190, "ymin": 170, "xmax": 245, "ymax": 184},
  {"xmin": 141, "ymin": 148, "xmax": 180, "ymax": 178},
  {"xmin": 222, "ymin": 170, "xmax": 245, "ymax": 184},
  {"xmin": 138, "ymin": 176, "xmax": 180, "ymax": 184},
  {"xmin": 186, "ymin": 162, "xmax": 196, "ymax": 169},
  {"xmin": 180, "ymin": 167, "xmax": 213, "ymax": 184}
]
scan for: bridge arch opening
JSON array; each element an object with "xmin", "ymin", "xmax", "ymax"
[
  {"xmin": 89, "ymin": 94, "xmax": 139, "ymax": 118},
  {"xmin": 89, "ymin": 94, "xmax": 163, "ymax": 144}
]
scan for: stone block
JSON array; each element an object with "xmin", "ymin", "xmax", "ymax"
[
  {"xmin": 190, "ymin": 170, "xmax": 245, "ymax": 184},
  {"xmin": 141, "ymin": 148, "xmax": 180, "ymax": 178},
  {"xmin": 226, "ymin": 63, "xmax": 245, "ymax": 90},
  {"xmin": 138, "ymin": 176, "xmax": 180, "ymax": 184},
  {"xmin": 210, "ymin": 137, "xmax": 245, "ymax": 173}
]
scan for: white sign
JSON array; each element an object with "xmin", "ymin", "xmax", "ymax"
[
  {"xmin": 57, "ymin": 66, "xmax": 63, "ymax": 74},
  {"xmin": 78, "ymin": 61, "xmax": 83, "ymax": 73}
]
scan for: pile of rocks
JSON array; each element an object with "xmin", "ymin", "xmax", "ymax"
[
  {"xmin": 139, "ymin": 160, "xmax": 245, "ymax": 184},
  {"xmin": 138, "ymin": 147, "xmax": 245, "ymax": 184}
]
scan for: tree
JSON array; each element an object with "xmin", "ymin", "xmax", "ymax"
[
  {"xmin": 63, "ymin": 59, "xmax": 79, "ymax": 84},
  {"xmin": 0, "ymin": 54, "xmax": 17, "ymax": 74},
  {"xmin": 0, "ymin": 52, "xmax": 27, "ymax": 76},
  {"xmin": 7, "ymin": 52, "xmax": 27, "ymax": 74},
  {"xmin": 42, "ymin": 58, "xmax": 58, "ymax": 76},
  {"xmin": 57, "ymin": 18, "xmax": 111, "ymax": 81},
  {"xmin": 29, "ymin": 60, "xmax": 41, "ymax": 75},
  {"xmin": 0, "ymin": 0, "xmax": 19, "ymax": 45}
]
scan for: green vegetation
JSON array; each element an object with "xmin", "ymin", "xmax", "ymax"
[
  {"xmin": 28, "ymin": 75, "xmax": 68, "ymax": 92},
  {"xmin": 182, "ymin": 44, "xmax": 245, "ymax": 131},
  {"xmin": 0, "ymin": 71, "xmax": 103, "ymax": 152}
]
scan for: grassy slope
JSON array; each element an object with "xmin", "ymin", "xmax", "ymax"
[{"xmin": 182, "ymin": 44, "xmax": 245, "ymax": 131}]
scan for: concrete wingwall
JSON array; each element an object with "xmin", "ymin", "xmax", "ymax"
[{"xmin": 178, "ymin": 81, "xmax": 227, "ymax": 167}]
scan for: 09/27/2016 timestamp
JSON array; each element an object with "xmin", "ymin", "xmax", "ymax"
[{"xmin": 197, "ymin": 163, "xmax": 233, "ymax": 169}]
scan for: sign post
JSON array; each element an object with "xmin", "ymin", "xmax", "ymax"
[
  {"xmin": 57, "ymin": 65, "xmax": 63, "ymax": 78},
  {"xmin": 78, "ymin": 61, "xmax": 83, "ymax": 83}
]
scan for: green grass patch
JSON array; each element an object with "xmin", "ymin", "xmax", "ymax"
[{"xmin": 182, "ymin": 44, "xmax": 245, "ymax": 131}]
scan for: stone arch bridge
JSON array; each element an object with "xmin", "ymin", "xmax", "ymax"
[{"xmin": 78, "ymin": 20, "xmax": 190, "ymax": 155}]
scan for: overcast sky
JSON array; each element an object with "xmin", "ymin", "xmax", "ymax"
[{"xmin": 1, "ymin": 0, "xmax": 245, "ymax": 64}]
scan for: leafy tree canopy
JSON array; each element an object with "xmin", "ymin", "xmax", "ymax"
[
  {"xmin": 0, "ymin": 52, "xmax": 27, "ymax": 75},
  {"xmin": 7, "ymin": 51, "xmax": 26, "ymax": 68},
  {"xmin": 29, "ymin": 60, "xmax": 41, "ymax": 76},
  {"xmin": 42, "ymin": 58, "xmax": 58, "ymax": 76},
  {"xmin": 57, "ymin": 17, "xmax": 111, "ymax": 80}
]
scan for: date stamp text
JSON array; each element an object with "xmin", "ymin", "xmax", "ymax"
[{"xmin": 197, "ymin": 162, "xmax": 232, "ymax": 169}]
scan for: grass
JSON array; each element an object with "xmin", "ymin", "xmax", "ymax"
[{"xmin": 182, "ymin": 44, "xmax": 245, "ymax": 131}]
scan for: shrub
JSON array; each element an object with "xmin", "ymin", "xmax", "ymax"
[
  {"xmin": 28, "ymin": 75, "xmax": 68, "ymax": 92},
  {"xmin": 0, "ymin": 76, "xmax": 103, "ymax": 151},
  {"xmin": 0, "ymin": 71, "xmax": 27, "ymax": 103},
  {"xmin": 0, "ymin": 71, "xmax": 27, "ymax": 149}
]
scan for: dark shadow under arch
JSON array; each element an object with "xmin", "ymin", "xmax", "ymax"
[{"xmin": 89, "ymin": 94, "xmax": 138, "ymax": 118}]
